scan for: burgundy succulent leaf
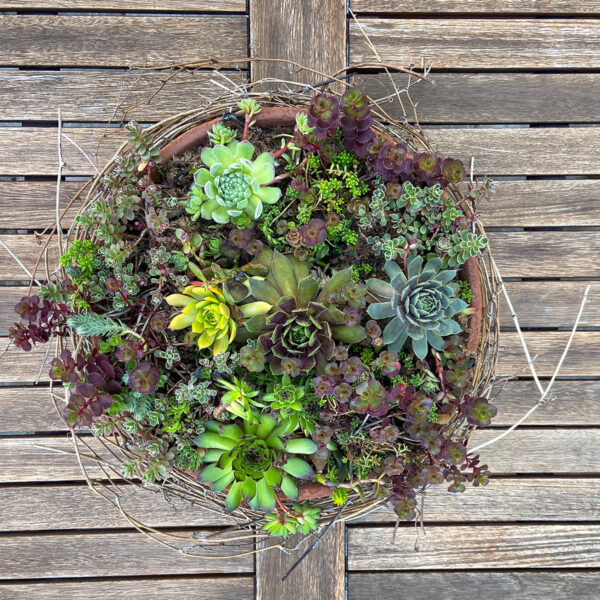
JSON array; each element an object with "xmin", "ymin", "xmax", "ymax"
[
  {"xmin": 129, "ymin": 361, "xmax": 160, "ymax": 394},
  {"xmin": 300, "ymin": 218, "xmax": 327, "ymax": 247},
  {"xmin": 374, "ymin": 143, "xmax": 411, "ymax": 182},
  {"xmin": 307, "ymin": 93, "xmax": 341, "ymax": 138},
  {"xmin": 340, "ymin": 87, "xmax": 374, "ymax": 157}
]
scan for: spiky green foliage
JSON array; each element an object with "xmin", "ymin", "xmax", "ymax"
[
  {"xmin": 195, "ymin": 413, "xmax": 317, "ymax": 512},
  {"xmin": 187, "ymin": 140, "xmax": 281, "ymax": 224},
  {"xmin": 366, "ymin": 254, "xmax": 467, "ymax": 359},
  {"xmin": 67, "ymin": 314, "xmax": 138, "ymax": 339}
]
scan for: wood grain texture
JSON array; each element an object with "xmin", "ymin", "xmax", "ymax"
[
  {"xmin": 360, "ymin": 73, "xmax": 600, "ymax": 124},
  {"xmin": 0, "ymin": 484, "xmax": 236, "ymax": 531},
  {"xmin": 497, "ymin": 331, "xmax": 600, "ymax": 378},
  {"xmin": 2, "ymin": 478, "xmax": 598, "ymax": 534},
  {"xmin": 2, "ymin": 179, "xmax": 598, "ymax": 231},
  {"xmin": 1, "ymin": 1, "xmax": 246, "ymax": 10},
  {"xmin": 1, "ymin": 377, "xmax": 597, "ymax": 436},
  {"xmin": 476, "ymin": 180, "xmax": 600, "ymax": 227},
  {"xmin": 0, "ymin": 71, "xmax": 247, "ymax": 122},
  {"xmin": 3, "ymin": 230, "xmax": 598, "ymax": 281},
  {"xmin": 425, "ymin": 127, "xmax": 600, "ymax": 176},
  {"xmin": 5, "ymin": 126, "xmax": 599, "ymax": 176},
  {"xmin": 348, "ymin": 524, "xmax": 600, "ymax": 570},
  {"xmin": 0, "ymin": 181, "xmax": 82, "ymax": 230},
  {"xmin": 492, "ymin": 380, "xmax": 600, "ymax": 426},
  {"xmin": 2, "ymin": 429, "xmax": 598, "ymax": 483},
  {"xmin": 348, "ymin": 572, "xmax": 600, "ymax": 600},
  {"xmin": 0, "ymin": 578, "xmax": 254, "ymax": 600},
  {"xmin": 0, "ymin": 15, "xmax": 247, "ymax": 67},
  {"xmin": 4, "ymin": 478, "xmax": 597, "ymax": 532},
  {"xmin": 249, "ymin": 0, "xmax": 346, "ymax": 89},
  {"xmin": 349, "ymin": 19, "xmax": 600, "ymax": 70},
  {"xmin": 500, "ymin": 281, "xmax": 600, "ymax": 329},
  {"xmin": 0, "ymin": 388, "xmax": 66, "ymax": 433},
  {"xmin": 487, "ymin": 232, "xmax": 600, "ymax": 278},
  {"xmin": 0, "ymin": 127, "xmax": 127, "ymax": 177},
  {"xmin": 351, "ymin": 0, "xmax": 600, "ymax": 13},
  {"xmin": 2, "ymin": 331, "xmax": 598, "ymax": 386},
  {"xmin": 0, "ymin": 530, "xmax": 253, "ymax": 578},
  {"xmin": 349, "ymin": 478, "xmax": 600, "ymax": 524},
  {"xmin": 472, "ymin": 429, "xmax": 600, "ymax": 474},
  {"xmin": 0, "ymin": 234, "xmax": 59, "ymax": 281},
  {"xmin": 256, "ymin": 522, "xmax": 345, "ymax": 600},
  {"xmin": 0, "ymin": 435, "xmax": 122, "ymax": 482}
]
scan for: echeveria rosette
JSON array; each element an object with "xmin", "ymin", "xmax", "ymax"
[
  {"xmin": 366, "ymin": 254, "xmax": 467, "ymax": 360},
  {"xmin": 166, "ymin": 284, "xmax": 269, "ymax": 355},
  {"xmin": 189, "ymin": 140, "xmax": 281, "ymax": 224},
  {"xmin": 195, "ymin": 413, "xmax": 317, "ymax": 512},
  {"xmin": 241, "ymin": 250, "xmax": 366, "ymax": 374}
]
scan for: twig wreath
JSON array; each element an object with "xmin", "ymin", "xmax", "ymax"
[{"xmin": 11, "ymin": 56, "xmax": 592, "ymax": 561}]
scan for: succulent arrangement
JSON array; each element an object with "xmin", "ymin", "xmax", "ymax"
[{"xmin": 11, "ymin": 92, "xmax": 496, "ymax": 538}]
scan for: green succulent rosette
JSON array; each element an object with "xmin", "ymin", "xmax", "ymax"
[
  {"xmin": 195, "ymin": 413, "xmax": 317, "ymax": 512},
  {"xmin": 366, "ymin": 253, "xmax": 467, "ymax": 360},
  {"xmin": 189, "ymin": 140, "xmax": 282, "ymax": 224}
]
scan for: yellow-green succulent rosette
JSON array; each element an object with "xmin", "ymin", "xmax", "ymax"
[
  {"xmin": 166, "ymin": 284, "xmax": 270, "ymax": 355},
  {"xmin": 190, "ymin": 140, "xmax": 282, "ymax": 224}
]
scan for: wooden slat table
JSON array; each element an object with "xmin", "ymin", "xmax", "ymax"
[{"xmin": 0, "ymin": 2, "xmax": 598, "ymax": 599}]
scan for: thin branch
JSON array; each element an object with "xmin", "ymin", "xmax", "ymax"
[
  {"xmin": 470, "ymin": 284, "xmax": 592, "ymax": 453},
  {"xmin": 0, "ymin": 238, "xmax": 43, "ymax": 287}
]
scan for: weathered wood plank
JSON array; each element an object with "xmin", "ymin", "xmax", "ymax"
[
  {"xmin": 249, "ymin": 0, "xmax": 346, "ymax": 89},
  {"xmin": 500, "ymin": 281, "xmax": 600, "ymax": 329},
  {"xmin": 2, "ymin": 180, "xmax": 598, "ymax": 231},
  {"xmin": 0, "ymin": 435, "xmax": 123, "ymax": 482},
  {"xmin": 0, "ymin": 71, "xmax": 247, "ymax": 122},
  {"xmin": 0, "ymin": 127, "xmax": 127, "ymax": 177},
  {"xmin": 4, "ymin": 126, "xmax": 599, "ymax": 176},
  {"xmin": 492, "ymin": 380, "xmax": 600, "ymax": 426},
  {"xmin": 256, "ymin": 523, "xmax": 345, "ymax": 600},
  {"xmin": 348, "ymin": 524, "xmax": 600, "ymax": 570},
  {"xmin": 472, "ymin": 429, "xmax": 600, "ymax": 474},
  {"xmin": 1, "ymin": 377, "xmax": 597, "ymax": 435},
  {"xmin": 2, "ymin": 331, "xmax": 599, "ymax": 386},
  {"xmin": 0, "ymin": 15, "xmax": 247, "ymax": 67},
  {"xmin": 477, "ymin": 180, "xmax": 600, "ymax": 227},
  {"xmin": 486, "ymin": 231, "xmax": 600, "ymax": 278},
  {"xmin": 350, "ymin": 478, "xmax": 600, "ymax": 524},
  {"xmin": 496, "ymin": 331, "xmax": 600, "ymax": 378},
  {"xmin": 2, "ymin": 1, "xmax": 246, "ymax": 10},
  {"xmin": 1, "ymin": 429, "xmax": 597, "ymax": 483},
  {"xmin": 0, "ymin": 387, "xmax": 65, "ymax": 433},
  {"xmin": 348, "ymin": 572, "xmax": 600, "ymax": 600},
  {"xmin": 0, "ymin": 181, "xmax": 82, "ymax": 230},
  {"xmin": 0, "ymin": 234, "xmax": 60, "ymax": 281},
  {"xmin": 361, "ymin": 73, "xmax": 600, "ymax": 123},
  {"xmin": 0, "ymin": 484, "xmax": 236, "ymax": 531},
  {"xmin": 0, "ymin": 578, "xmax": 254, "ymax": 600},
  {"xmin": 351, "ymin": 0, "xmax": 600, "ymax": 14},
  {"xmin": 5, "ymin": 280, "xmax": 598, "ymax": 334},
  {"xmin": 3, "ymin": 478, "xmax": 596, "ymax": 532},
  {"xmin": 0, "ymin": 579, "xmax": 254, "ymax": 600},
  {"xmin": 426, "ymin": 127, "xmax": 600, "ymax": 176},
  {"xmin": 0, "ymin": 530, "xmax": 253, "ymax": 578},
  {"xmin": 350, "ymin": 19, "xmax": 600, "ymax": 70},
  {"xmin": 2, "ymin": 230, "xmax": 598, "ymax": 281}
]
